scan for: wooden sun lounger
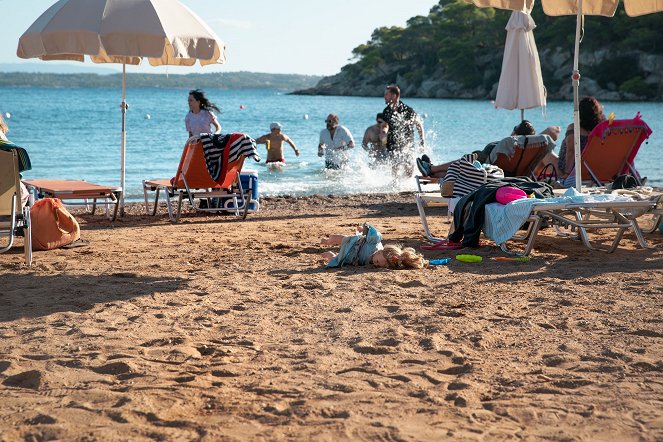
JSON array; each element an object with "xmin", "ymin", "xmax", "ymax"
[{"xmin": 23, "ymin": 179, "xmax": 122, "ymax": 221}]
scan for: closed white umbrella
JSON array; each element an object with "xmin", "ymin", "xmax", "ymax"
[
  {"xmin": 494, "ymin": 11, "xmax": 546, "ymax": 120},
  {"xmin": 465, "ymin": 0, "xmax": 663, "ymax": 191},
  {"xmin": 17, "ymin": 0, "xmax": 226, "ymax": 214}
]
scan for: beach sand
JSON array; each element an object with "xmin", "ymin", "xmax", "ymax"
[{"xmin": 1, "ymin": 193, "xmax": 662, "ymax": 441}]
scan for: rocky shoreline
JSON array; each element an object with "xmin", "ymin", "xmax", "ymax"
[{"xmin": 293, "ymin": 49, "xmax": 663, "ymax": 102}]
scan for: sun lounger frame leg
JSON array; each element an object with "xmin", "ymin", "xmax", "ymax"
[
  {"xmin": 23, "ymin": 205, "xmax": 32, "ymax": 267},
  {"xmin": 174, "ymin": 192, "xmax": 184, "ymax": 222},
  {"xmin": 543, "ymin": 207, "xmax": 651, "ymax": 253},
  {"xmin": 639, "ymin": 210, "xmax": 662, "ymax": 234},
  {"xmin": 234, "ymin": 171, "xmax": 251, "ymax": 220},
  {"xmin": 142, "ymin": 181, "xmax": 166, "ymax": 217},
  {"xmin": 499, "ymin": 215, "xmax": 543, "ymax": 257},
  {"xmin": 143, "ymin": 181, "xmax": 156, "ymax": 215},
  {"xmin": 637, "ymin": 195, "xmax": 663, "ymax": 234},
  {"xmin": 415, "ymin": 194, "xmax": 447, "ymax": 242},
  {"xmin": 0, "ymin": 196, "xmax": 18, "ymax": 254}
]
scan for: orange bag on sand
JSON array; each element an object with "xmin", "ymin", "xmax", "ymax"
[{"xmin": 30, "ymin": 198, "xmax": 80, "ymax": 251}]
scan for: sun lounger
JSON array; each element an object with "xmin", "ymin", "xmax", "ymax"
[
  {"xmin": 143, "ymin": 135, "xmax": 258, "ymax": 222},
  {"xmin": 22, "ymin": 179, "xmax": 121, "ymax": 221},
  {"xmin": 491, "ymin": 134, "xmax": 555, "ymax": 178},
  {"xmin": 0, "ymin": 150, "xmax": 32, "ymax": 266},
  {"xmin": 575, "ymin": 113, "xmax": 652, "ymax": 187},
  {"xmin": 483, "ymin": 190, "xmax": 659, "ymax": 256},
  {"xmin": 415, "ymin": 192, "xmax": 455, "ymax": 242},
  {"xmin": 415, "ymin": 175, "xmax": 440, "ymax": 192}
]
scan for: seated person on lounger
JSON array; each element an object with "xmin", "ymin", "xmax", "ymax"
[
  {"xmin": 416, "ymin": 120, "xmax": 560, "ymax": 178},
  {"xmin": 556, "ymin": 96, "xmax": 605, "ymax": 183},
  {"xmin": 0, "ymin": 114, "xmax": 31, "ymax": 207}
]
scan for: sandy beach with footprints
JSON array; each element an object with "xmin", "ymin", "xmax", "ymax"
[{"xmin": 0, "ymin": 193, "xmax": 662, "ymax": 441}]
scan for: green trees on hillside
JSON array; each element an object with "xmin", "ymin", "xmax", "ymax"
[
  {"xmin": 345, "ymin": 0, "xmax": 510, "ymax": 89},
  {"xmin": 342, "ymin": 0, "xmax": 663, "ymax": 98}
]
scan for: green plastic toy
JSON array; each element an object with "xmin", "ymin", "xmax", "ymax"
[{"xmin": 455, "ymin": 254, "xmax": 483, "ymax": 263}]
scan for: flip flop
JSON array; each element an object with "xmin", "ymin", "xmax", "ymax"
[
  {"xmin": 420, "ymin": 240, "xmax": 462, "ymax": 251},
  {"xmin": 61, "ymin": 238, "xmax": 90, "ymax": 249}
]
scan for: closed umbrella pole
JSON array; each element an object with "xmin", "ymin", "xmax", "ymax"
[
  {"xmin": 573, "ymin": 0, "xmax": 583, "ymax": 192},
  {"xmin": 121, "ymin": 62, "xmax": 127, "ymax": 215}
]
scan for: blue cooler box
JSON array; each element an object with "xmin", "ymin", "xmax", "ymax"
[{"xmin": 220, "ymin": 170, "xmax": 259, "ymax": 212}]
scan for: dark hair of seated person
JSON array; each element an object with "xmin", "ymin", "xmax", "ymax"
[{"xmin": 513, "ymin": 120, "xmax": 536, "ymax": 136}]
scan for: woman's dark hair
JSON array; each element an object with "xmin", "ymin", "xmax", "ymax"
[
  {"xmin": 579, "ymin": 96, "xmax": 605, "ymax": 132},
  {"xmin": 513, "ymin": 120, "xmax": 536, "ymax": 136},
  {"xmin": 189, "ymin": 89, "xmax": 220, "ymax": 113}
]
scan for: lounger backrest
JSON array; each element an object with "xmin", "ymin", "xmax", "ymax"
[
  {"xmin": 0, "ymin": 150, "xmax": 19, "ymax": 216},
  {"xmin": 581, "ymin": 116, "xmax": 652, "ymax": 183},
  {"xmin": 172, "ymin": 138, "xmax": 243, "ymax": 189},
  {"xmin": 493, "ymin": 135, "xmax": 554, "ymax": 177},
  {"xmin": 218, "ymin": 156, "xmax": 245, "ymax": 188}
]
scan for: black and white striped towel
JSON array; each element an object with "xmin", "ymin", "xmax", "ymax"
[{"xmin": 199, "ymin": 133, "xmax": 261, "ymax": 183}]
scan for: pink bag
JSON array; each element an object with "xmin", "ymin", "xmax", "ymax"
[{"xmin": 496, "ymin": 186, "xmax": 527, "ymax": 205}]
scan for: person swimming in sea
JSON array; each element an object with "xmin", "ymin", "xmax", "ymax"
[{"xmin": 254, "ymin": 122, "xmax": 299, "ymax": 168}]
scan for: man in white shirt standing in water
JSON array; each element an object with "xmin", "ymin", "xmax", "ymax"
[{"xmin": 318, "ymin": 113, "xmax": 355, "ymax": 169}]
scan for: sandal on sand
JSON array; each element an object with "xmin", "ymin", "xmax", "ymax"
[{"xmin": 420, "ymin": 240, "xmax": 462, "ymax": 251}]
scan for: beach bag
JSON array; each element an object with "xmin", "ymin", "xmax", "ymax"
[
  {"xmin": 30, "ymin": 198, "xmax": 80, "ymax": 251},
  {"xmin": 536, "ymin": 162, "xmax": 558, "ymax": 185},
  {"xmin": 610, "ymin": 174, "xmax": 638, "ymax": 189}
]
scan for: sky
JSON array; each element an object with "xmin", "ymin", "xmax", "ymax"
[{"xmin": 0, "ymin": 0, "xmax": 437, "ymax": 76}]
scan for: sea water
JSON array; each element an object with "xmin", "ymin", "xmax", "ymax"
[{"xmin": 2, "ymin": 86, "xmax": 662, "ymax": 201}]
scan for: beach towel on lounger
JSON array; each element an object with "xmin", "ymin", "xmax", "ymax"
[
  {"xmin": 442, "ymin": 153, "xmax": 504, "ymax": 198},
  {"xmin": 200, "ymin": 133, "xmax": 261, "ymax": 185}
]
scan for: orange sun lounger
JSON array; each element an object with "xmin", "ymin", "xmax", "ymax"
[
  {"xmin": 142, "ymin": 136, "xmax": 256, "ymax": 222},
  {"xmin": 580, "ymin": 113, "xmax": 652, "ymax": 186},
  {"xmin": 22, "ymin": 179, "xmax": 122, "ymax": 221}
]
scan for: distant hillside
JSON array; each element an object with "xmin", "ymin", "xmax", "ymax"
[
  {"xmin": 0, "ymin": 71, "xmax": 322, "ymax": 91},
  {"xmin": 294, "ymin": 0, "xmax": 663, "ymax": 101},
  {"xmin": 0, "ymin": 62, "xmax": 118, "ymax": 75}
]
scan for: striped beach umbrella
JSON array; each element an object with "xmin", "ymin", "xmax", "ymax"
[
  {"xmin": 17, "ymin": 0, "xmax": 226, "ymax": 213},
  {"xmin": 465, "ymin": 0, "xmax": 663, "ymax": 192}
]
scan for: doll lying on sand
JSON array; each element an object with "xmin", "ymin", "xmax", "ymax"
[{"xmin": 321, "ymin": 223, "xmax": 425, "ymax": 269}]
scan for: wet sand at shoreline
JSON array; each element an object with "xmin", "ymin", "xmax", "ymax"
[{"xmin": 1, "ymin": 193, "xmax": 662, "ymax": 441}]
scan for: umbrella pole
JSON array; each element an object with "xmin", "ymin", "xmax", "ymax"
[
  {"xmin": 120, "ymin": 63, "xmax": 127, "ymax": 216},
  {"xmin": 520, "ymin": 109, "xmax": 524, "ymax": 121},
  {"xmin": 573, "ymin": 0, "xmax": 583, "ymax": 192}
]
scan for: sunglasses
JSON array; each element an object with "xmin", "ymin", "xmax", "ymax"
[{"xmin": 325, "ymin": 120, "xmax": 334, "ymax": 123}]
